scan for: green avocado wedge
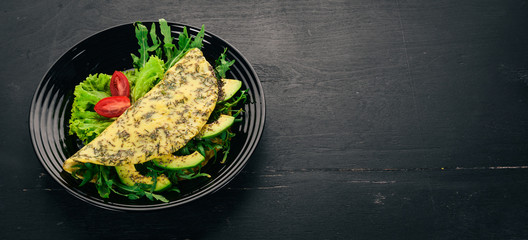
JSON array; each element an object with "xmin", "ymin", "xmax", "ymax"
[
  {"xmin": 152, "ymin": 151, "xmax": 206, "ymax": 170},
  {"xmin": 218, "ymin": 79, "xmax": 242, "ymax": 102},
  {"xmin": 197, "ymin": 114, "xmax": 235, "ymax": 139},
  {"xmin": 115, "ymin": 164, "xmax": 172, "ymax": 191}
]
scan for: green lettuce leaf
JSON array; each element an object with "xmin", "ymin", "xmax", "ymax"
[
  {"xmin": 69, "ymin": 71, "xmax": 140, "ymax": 143},
  {"xmin": 130, "ymin": 55, "xmax": 166, "ymax": 102},
  {"xmin": 68, "ymin": 73, "xmax": 113, "ymax": 143}
]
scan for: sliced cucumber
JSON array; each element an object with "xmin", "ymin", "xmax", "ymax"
[
  {"xmin": 218, "ymin": 79, "xmax": 242, "ymax": 102},
  {"xmin": 115, "ymin": 164, "xmax": 171, "ymax": 191},
  {"xmin": 153, "ymin": 151, "xmax": 206, "ymax": 170},
  {"xmin": 197, "ymin": 114, "xmax": 235, "ymax": 139}
]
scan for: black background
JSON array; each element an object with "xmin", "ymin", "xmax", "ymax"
[{"xmin": 2, "ymin": 0, "xmax": 528, "ymax": 239}]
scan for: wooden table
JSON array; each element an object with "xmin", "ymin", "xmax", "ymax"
[{"xmin": 2, "ymin": 0, "xmax": 528, "ymax": 239}]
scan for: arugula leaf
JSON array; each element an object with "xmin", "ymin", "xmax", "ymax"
[
  {"xmin": 159, "ymin": 19, "xmax": 176, "ymax": 61},
  {"xmin": 178, "ymin": 27, "xmax": 191, "ymax": 52},
  {"xmin": 134, "ymin": 19, "xmax": 205, "ymax": 69},
  {"xmin": 101, "ymin": 165, "xmax": 115, "ymax": 198},
  {"xmin": 189, "ymin": 24, "xmax": 205, "ymax": 49},
  {"xmin": 149, "ymin": 23, "xmax": 162, "ymax": 57},
  {"xmin": 79, "ymin": 164, "xmax": 110, "ymax": 198},
  {"xmin": 79, "ymin": 167, "xmax": 94, "ymax": 187},
  {"xmin": 131, "ymin": 22, "xmax": 149, "ymax": 69},
  {"xmin": 215, "ymin": 48, "xmax": 235, "ymax": 79},
  {"xmin": 131, "ymin": 21, "xmax": 165, "ymax": 70},
  {"xmin": 166, "ymin": 24, "xmax": 206, "ymax": 69},
  {"xmin": 150, "ymin": 193, "xmax": 169, "ymax": 202}
]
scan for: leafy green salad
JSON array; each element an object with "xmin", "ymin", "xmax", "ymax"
[{"xmin": 67, "ymin": 19, "xmax": 246, "ymax": 202}]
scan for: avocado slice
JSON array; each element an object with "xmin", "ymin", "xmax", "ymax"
[
  {"xmin": 115, "ymin": 164, "xmax": 171, "ymax": 191},
  {"xmin": 218, "ymin": 79, "xmax": 242, "ymax": 102},
  {"xmin": 153, "ymin": 151, "xmax": 206, "ymax": 170},
  {"xmin": 197, "ymin": 114, "xmax": 235, "ymax": 139}
]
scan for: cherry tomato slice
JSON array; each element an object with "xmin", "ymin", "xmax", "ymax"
[
  {"xmin": 110, "ymin": 71, "xmax": 130, "ymax": 97},
  {"xmin": 94, "ymin": 96, "xmax": 131, "ymax": 118}
]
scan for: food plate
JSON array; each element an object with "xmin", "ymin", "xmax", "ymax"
[{"xmin": 29, "ymin": 22, "xmax": 265, "ymax": 211}]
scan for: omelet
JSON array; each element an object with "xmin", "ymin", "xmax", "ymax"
[{"xmin": 63, "ymin": 48, "xmax": 218, "ymax": 172}]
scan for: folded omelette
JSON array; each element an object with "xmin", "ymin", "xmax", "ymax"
[{"xmin": 63, "ymin": 48, "xmax": 218, "ymax": 173}]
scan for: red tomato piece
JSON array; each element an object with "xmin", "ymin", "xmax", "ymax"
[
  {"xmin": 110, "ymin": 71, "xmax": 130, "ymax": 97},
  {"xmin": 94, "ymin": 96, "xmax": 131, "ymax": 118}
]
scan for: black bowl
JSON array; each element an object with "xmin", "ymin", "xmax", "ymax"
[{"xmin": 29, "ymin": 22, "xmax": 265, "ymax": 211}]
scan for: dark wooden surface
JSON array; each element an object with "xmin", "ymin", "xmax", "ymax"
[{"xmin": 2, "ymin": 0, "xmax": 528, "ymax": 239}]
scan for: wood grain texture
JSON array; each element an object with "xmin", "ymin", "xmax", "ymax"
[{"xmin": 2, "ymin": 0, "xmax": 528, "ymax": 239}]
